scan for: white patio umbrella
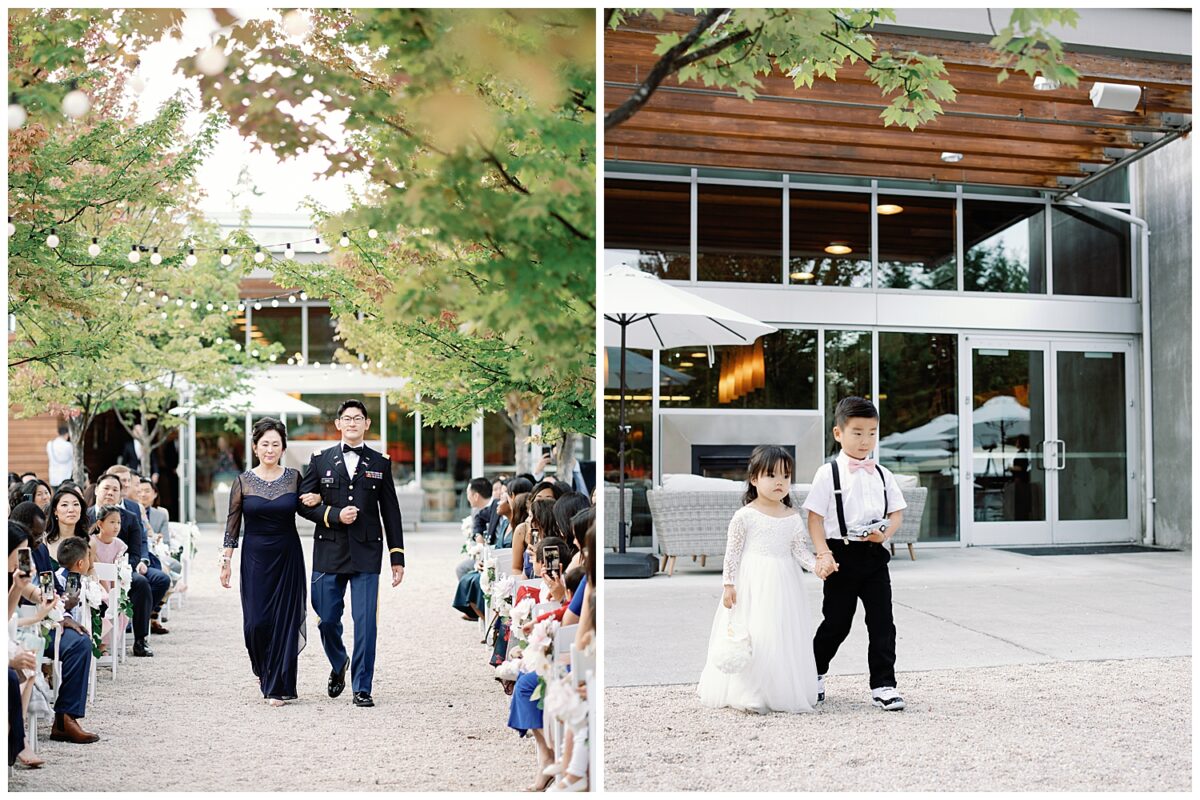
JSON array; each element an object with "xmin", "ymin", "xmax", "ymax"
[
  {"xmin": 604, "ymin": 265, "xmax": 777, "ymax": 569},
  {"xmin": 169, "ymin": 387, "xmax": 322, "ymax": 418}
]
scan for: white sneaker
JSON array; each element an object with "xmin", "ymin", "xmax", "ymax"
[
  {"xmin": 816, "ymin": 674, "xmax": 825, "ymax": 703},
  {"xmin": 871, "ymin": 686, "xmax": 905, "ymax": 711}
]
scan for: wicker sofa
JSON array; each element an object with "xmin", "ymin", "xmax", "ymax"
[
  {"xmin": 646, "ymin": 485, "xmax": 927, "ymax": 575},
  {"xmin": 602, "ymin": 485, "xmax": 636, "ymax": 550}
]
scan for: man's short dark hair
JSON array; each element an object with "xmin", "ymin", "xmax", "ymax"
[
  {"xmin": 10, "ymin": 501, "xmax": 46, "ymax": 532},
  {"xmin": 57, "ymin": 424, "xmax": 69, "ymax": 436},
  {"xmin": 96, "ymin": 472, "xmax": 123, "ymax": 489},
  {"xmin": 19, "ymin": 472, "xmax": 37, "ymax": 481},
  {"xmin": 57, "ymin": 536, "xmax": 90, "ymax": 570},
  {"xmin": 834, "ymin": 396, "xmax": 879, "ymax": 429},
  {"xmin": 468, "ymin": 477, "xmax": 491, "ymax": 498},
  {"xmin": 336, "ymin": 399, "xmax": 369, "ymax": 418}
]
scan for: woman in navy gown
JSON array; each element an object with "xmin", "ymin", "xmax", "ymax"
[{"xmin": 219, "ymin": 418, "xmax": 307, "ymax": 706}]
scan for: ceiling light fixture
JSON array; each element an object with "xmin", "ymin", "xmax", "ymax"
[
  {"xmin": 940, "ymin": 152, "xmax": 964, "ymax": 163},
  {"xmin": 1033, "ymin": 76, "xmax": 1060, "ymax": 91},
  {"xmin": 876, "ymin": 204, "xmax": 904, "ymax": 215},
  {"xmin": 790, "ymin": 270, "xmax": 815, "ymax": 281},
  {"xmin": 824, "ymin": 243, "xmax": 852, "ymax": 255}
]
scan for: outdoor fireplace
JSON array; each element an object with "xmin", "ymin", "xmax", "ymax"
[{"xmin": 691, "ymin": 444, "xmax": 796, "ymax": 480}]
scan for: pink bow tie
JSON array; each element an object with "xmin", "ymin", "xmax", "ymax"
[{"xmin": 847, "ymin": 458, "xmax": 877, "ymax": 474}]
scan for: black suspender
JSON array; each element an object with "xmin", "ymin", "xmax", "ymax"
[{"xmin": 829, "ymin": 458, "xmax": 888, "ymax": 541}]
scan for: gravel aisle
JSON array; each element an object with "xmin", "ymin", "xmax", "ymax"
[
  {"xmin": 11, "ymin": 524, "xmax": 531, "ymax": 791},
  {"xmin": 605, "ymin": 657, "xmax": 1191, "ymax": 792}
]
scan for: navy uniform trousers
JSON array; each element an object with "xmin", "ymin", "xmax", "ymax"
[{"xmin": 312, "ymin": 571, "xmax": 379, "ymax": 695}]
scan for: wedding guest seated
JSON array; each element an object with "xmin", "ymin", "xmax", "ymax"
[
  {"xmin": 46, "ymin": 536, "xmax": 99, "ymax": 744},
  {"xmin": 89, "ymin": 504, "xmax": 130, "ymax": 645},
  {"xmin": 9, "ymin": 478, "xmax": 51, "ymax": 513},
  {"xmin": 141, "ymin": 479, "xmax": 182, "ymax": 583},
  {"xmin": 9, "ymin": 521, "xmax": 47, "ymax": 768},
  {"xmin": 456, "ymin": 477, "xmax": 495, "ymax": 583},
  {"xmin": 9, "ymin": 502, "xmax": 51, "ymax": 575},
  {"xmin": 87, "ymin": 473, "xmax": 159, "ymax": 656}
]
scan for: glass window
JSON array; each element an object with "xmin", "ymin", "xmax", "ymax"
[
  {"xmin": 306, "ymin": 305, "xmax": 338, "ymax": 362},
  {"xmin": 421, "ymin": 423, "xmax": 472, "ymax": 520},
  {"xmin": 971, "ymin": 348, "xmax": 1046, "ymax": 522},
  {"xmin": 824, "ymin": 330, "xmax": 873, "ymax": 456},
  {"xmin": 1057, "ymin": 351, "xmax": 1127, "ymax": 521},
  {"xmin": 1078, "ymin": 169, "xmax": 1130, "ymax": 204},
  {"xmin": 384, "ymin": 401, "xmax": 417, "ymax": 487},
  {"xmin": 877, "ymin": 195, "xmax": 956, "ymax": 290},
  {"xmin": 879, "ymin": 332, "xmax": 959, "ymax": 541},
  {"xmin": 604, "ymin": 347, "xmax": 653, "ymax": 548},
  {"xmin": 604, "ymin": 179, "xmax": 691, "ymax": 279},
  {"xmin": 483, "ymin": 410, "xmax": 516, "ymax": 473},
  {"xmin": 788, "ymin": 190, "xmax": 871, "ymax": 287},
  {"xmin": 287, "ymin": 394, "xmax": 382, "ymax": 440},
  {"xmin": 962, "ymin": 201, "xmax": 1046, "ymax": 293},
  {"xmin": 250, "ymin": 306, "xmax": 303, "ymax": 354},
  {"xmin": 658, "ymin": 329, "xmax": 818, "ymax": 409},
  {"xmin": 697, "ymin": 184, "xmax": 782, "ymax": 283},
  {"xmin": 1051, "ymin": 207, "xmax": 1132, "ymax": 297}
]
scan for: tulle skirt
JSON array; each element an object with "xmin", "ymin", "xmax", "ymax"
[{"xmin": 697, "ymin": 552, "xmax": 819, "ymax": 714}]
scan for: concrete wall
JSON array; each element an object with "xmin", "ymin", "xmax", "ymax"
[{"xmin": 1135, "ymin": 138, "xmax": 1192, "ymax": 549}]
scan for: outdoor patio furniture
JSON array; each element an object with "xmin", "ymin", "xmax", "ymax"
[
  {"xmin": 646, "ymin": 486, "xmax": 928, "ymax": 575},
  {"xmin": 602, "ymin": 484, "xmax": 635, "ymax": 551}
]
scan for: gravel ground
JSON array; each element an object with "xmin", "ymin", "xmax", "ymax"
[
  {"xmin": 11, "ymin": 524, "xmax": 532, "ymax": 792},
  {"xmin": 604, "ymin": 657, "xmax": 1192, "ymax": 792}
]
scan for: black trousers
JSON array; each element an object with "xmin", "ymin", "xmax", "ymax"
[
  {"xmin": 129, "ymin": 571, "xmax": 154, "ymax": 641},
  {"xmin": 8, "ymin": 668, "xmax": 23, "ymax": 765},
  {"xmin": 812, "ymin": 540, "xmax": 897, "ymax": 689}
]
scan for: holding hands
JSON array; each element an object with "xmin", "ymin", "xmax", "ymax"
[
  {"xmin": 814, "ymin": 552, "xmax": 839, "ymax": 580},
  {"xmin": 299, "ymin": 492, "xmax": 321, "ymax": 507}
]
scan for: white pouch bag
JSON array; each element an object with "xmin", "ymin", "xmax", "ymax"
[{"xmin": 712, "ymin": 606, "xmax": 752, "ymax": 674}]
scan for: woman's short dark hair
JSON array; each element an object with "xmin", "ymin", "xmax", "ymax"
[
  {"xmin": 553, "ymin": 493, "xmax": 591, "ymax": 550},
  {"xmin": 834, "ymin": 396, "xmax": 879, "ymax": 429},
  {"xmin": 252, "ymin": 417, "xmax": 288, "ymax": 450},
  {"xmin": 9, "ymin": 520, "xmax": 31, "ymax": 555},
  {"xmin": 742, "ymin": 445, "xmax": 795, "ymax": 508},
  {"xmin": 571, "ymin": 506, "xmax": 595, "ymax": 556},
  {"xmin": 336, "ymin": 399, "xmax": 369, "ymax": 418},
  {"xmin": 45, "ymin": 485, "xmax": 88, "ymax": 545}
]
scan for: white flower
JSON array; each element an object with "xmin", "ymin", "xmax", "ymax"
[
  {"xmin": 45, "ymin": 601, "xmax": 64, "ymax": 623},
  {"xmin": 82, "ymin": 576, "xmax": 105, "ymax": 608},
  {"xmin": 511, "ymin": 596, "xmax": 536, "ymax": 629},
  {"xmin": 460, "ymin": 516, "xmax": 474, "ymax": 537},
  {"xmin": 494, "ymin": 660, "xmax": 521, "ymax": 681}
]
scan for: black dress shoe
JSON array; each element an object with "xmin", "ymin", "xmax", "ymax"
[
  {"xmin": 133, "ymin": 641, "xmax": 154, "ymax": 657},
  {"xmin": 352, "ymin": 692, "xmax": 374, "ymax": 707},
  {"xmin": 328, "ymin": 662, "xmax": 348, "ymax": 698}
]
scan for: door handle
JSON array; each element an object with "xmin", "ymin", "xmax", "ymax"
[
  {"xmin": 1040, "ymin": 440, "xmax": 1055, "ymax": 470},
  {"xmin": 1056, "ymin": 439, "xmax": 1066, "ymax": 471}
]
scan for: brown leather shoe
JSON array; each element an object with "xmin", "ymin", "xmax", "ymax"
[
  {"xmin": 150, "ymin": 619, "xmax": 170, "ymax": 635},
  {"xmin": 50, "ymin": 714, "xmax": 100, "ymax": 744}
]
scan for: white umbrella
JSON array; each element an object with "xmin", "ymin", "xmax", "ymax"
[
  {"xmin": 603, "ymin": 265, "xmax": 777, "ymax": 564},
  {"xmin": 169, "ymin": 387, "xmax": 322, "ymax": 418},
  {"xmin": 973, "ymin": 395, "xmax": 1030, "ymax": 449}
]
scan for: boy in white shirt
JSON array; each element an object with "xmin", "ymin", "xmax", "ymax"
[{"xmin": 802, "ymin": 397, "xmax": 908, "ymax": 710}]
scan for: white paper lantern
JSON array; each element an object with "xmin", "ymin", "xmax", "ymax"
[
  {"xmin": 62, "ymin": 90, "xmax": 91, "ymax": 118},
  {"xmin": 8, "ymin": 103, "xmax": 27, "ymax": 130},
  {"xmin": 195, "ymin": 46, "xmax": 228, "ymax": 77}
]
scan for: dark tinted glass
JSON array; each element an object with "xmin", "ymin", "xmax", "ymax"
[
  {"xmin": 877, "ymin": 195, "xmax": 956, "ymax": 290},
  {"xmin": 788, "ymin": 190, "xmax": 871, "ymax": 287},
  {"xmin": 963, "ymin": 201, "xmax": 1046, "ymax": 293},
  {"xmin": 1051, "ymin": 206, "xmax": 1132, "ymax": 297},
  {"xmin": 824, "ymin": 330, "xmax": 873, "ymax": 456},
  {"xmin": 697, "ymin": 184, "xmax": 782, "ymax": 283},
  {"xmin": 658, "ymin": 329, "xmax": 818, "ymax": 409},
  {"xmin": 605, "ymin": 179, "xmax": 691, "ymax": 279}
]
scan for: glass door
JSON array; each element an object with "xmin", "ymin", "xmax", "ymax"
[
  {"xmin": 964, "ymin": 336, "xmax": 1138, "ymax": 546},
  {"xmin": 964, "ymin": 338, "xmax": 1051, "ymax": 545},
  {"xmin": 1049, "ymin": 341, "xmax": 1137, "ymax": 543}
]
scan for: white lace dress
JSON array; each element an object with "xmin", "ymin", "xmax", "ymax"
[{"xmin": 697, "ymin": 505, "xmax": 820, "ymax": 714}]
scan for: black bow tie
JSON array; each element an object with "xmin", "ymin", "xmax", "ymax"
[{"xmin": 342, "ymin": 444, "xmax": 364, "ymax": 456}]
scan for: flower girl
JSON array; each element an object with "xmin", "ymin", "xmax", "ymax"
[{"xmin": 697, "ymin": 445, "xmax": 835, "ymax": 714}]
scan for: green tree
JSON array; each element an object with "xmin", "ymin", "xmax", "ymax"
[
  {"xmin": 178, "ymin": 8, "xmax": 597, "ymax": 458},
  {"xmin": 606, "ymin": 8, "xmax": 1079, "ymax": 130}
]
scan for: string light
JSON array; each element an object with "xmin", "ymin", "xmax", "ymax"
[
  {"xmin": 46, "ymin": 229, "xmax": 60, "ymax": 248},
  {"xmin": 253, "ymin": 301, "xmax": 262, "ymax": 310},
  {"xmin": 233, "ymin": 343, "xmax": 242, "ymax": 351},
  {"xmin": 220, "ymin": 248, "xmax": 232, "ymax": 266},
  {"xmin": 7, "ymin": 217, "xmax": 14, "ymax": 237},
  {"xmin": 175, "ymin": 298, "xmax": 183, "ymax": 307},
  {"xmin": 221, "ymin": 303, "xmax": 229, "ymax": 312},
  {"xmin": 284, "ymin": 243, "xmax": 295, "ymax": 260},
  {"xmin": 135, "ymin": 284, "xmax": 144, "ymax": 293},
  {"xmin": 62, "ymin": 90, "xmax": 91, "ymax": 118},
  {"xmin": 206, "ymin": 302, "xmax": 214, "ymax": 311},
  {"xmin": 238, "ymin": 302, "xmax": 246, "ymax": 312},
  {"xmin": 299, "ymin": 292, "xmax": 308, "ymax": 301},
  {"xmin": 287, "ymin": 357, "xmax": 295, "ymax": 365},
  {"xmin": 287, "ymin": 295, "xmax": 296, "ymax": 304},
  {"xmin": 87, "ymin": 238, "xmax": 101, "ymax": 257},
  {"xmin": 367, "ymin": 228, "xmax": 378, "ymax": 239},
  {"xmin": 251, "ymin": 349, "xmax": 259, "ymax": 358},
  {"xmin": 339, "ymin": 231, "xmax": 349, "ymax": 247},
  {"xmin": 269, "ymin": 354, "xmax": 278, "ymax": 362},
  {"xmin": 128, "ymin": 244, "xmax": 141, "ymax": 263},
  {"xmin": 215, "ymin": 337, "xmax": 223, "ymax": 345},
  {"xmin": 254, "ymin": 246, "xmax": 265, "ymax": 264},
  {"xmin": 190, "ymin": 300, "xmax": 198, "ymax": 309},
  {"xmin": 150, "ymin": 247, "xmax": 162, "ymax": 265},
  {"xmin": 160, "ymin": 311, "xmax": 168, "ymax": 319},
  {"xmin": 185, "ymin": 248, "xmax": 198, "ymax": 267},
  {"xmin": 8, "ymin": 104, "xmax": 27, "ymax": 130},
  {"xmin": 271, "ymin": 298, "xmax": 279, "ymax": 308}
]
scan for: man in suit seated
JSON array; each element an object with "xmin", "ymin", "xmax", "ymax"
[
  {"xmin": 456, "ymin": 477, "xmax": 497, "ymax": 580},
  {"xmin": 89, "ymin": 473, "xmax": 165, "ymax": 656},
  {"xmin": 106, "ymin": 465, "xmax": 172, "ymax": 633}
]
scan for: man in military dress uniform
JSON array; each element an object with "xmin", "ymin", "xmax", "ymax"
[{"xmin": 298, "ymin": 399, "xmax": 405, "ymax": 707}]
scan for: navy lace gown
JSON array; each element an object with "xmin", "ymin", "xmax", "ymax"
[{"xmin": 225, "ymin": 469, "xmax": 307, "ymax": 700}]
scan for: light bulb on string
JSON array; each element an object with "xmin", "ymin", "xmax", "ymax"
[
  {"xmin": 128, "ymin": 244, "xmax": 140, "ymax": 263},
  {"xmin": 339, "ymin": 232, "xmax": 349, "ymax": 247},
  {"xmin": 102, "ymin": 269, "xmax": 110, "ymax": 276},
  {"xmin": 311, "ymin": 361, "xmax": 319, "ymax": 368},
  {"xmin": 220, "ymin": 249, "xmax": 232, "ymax": 266},
  {"xmin": 135, "ymin": 284, "xmax": 143, "ymax": 293},
  {"xmin": 299, "ymin": 291, "xmax": 308, "ymax": 301},
  {"xmin": 159, "ymin": 294, "xmax": 169, "ymax": 304},
  {"xmin": 190, "ymin": 300, "xmax": 198, "ymax": 309},
  {"xmin": 176, "ymin": 298, "xmax": 183, "ymax": 307},
  {"xmin": 367, "ymin": 228, "xmax": 378, "ymax": 239},
  {"xmin": 62, "ymin": 90, "xmax": 91, "ymax": 118},
  {"xmin": 195, "ymin": 46, "xmax": 228, "ymax": 77},
  {"xmin": 287, "ymin": 358, "xmax": 295, "ymax": 365},
  {"xmin": 146, "ymin": 290, "xmax": 155, "ymax": 301},
  {"xmin": 215, "ymin": 337, "xmax": 223, "ymax": 345},
  {"xmin": 254, "ymin": 246, "xmax": 265, "ymax": 264},
  {"xmin": 150, "ymin": 247, "xmax": 162, "ymax": 265},
  {"xmin": 288, "ymin": 295, "xmax": 296, "ymax": 304},
  {"xmin": 118, "ymin": 277, "xmax": 128, "ymax": 286},
  {"xmin": 253, "ymin": 301, "xmax": 262, "ymax": 311},
  {"xmin": 7, "ymin": 217, "xmax": 15, "ymax": 237},
  {"xmin": 160, "ymin": 311, "xmax": 168, "ymax": 319},
  {"xmin": 8, "ymin": 104, "xmax": 27, "ymax": 130},
  {"xmin": 87, "ymin": 238, "xmax": 101, "ymax": 257},
  {"xmin": 271, "ymin": 298, "xmax": 279, "ymax": 308},
  {"xmin": 284, "ymin": 243, "xmax": 295, "ymax": 260},
  {"xmin": 238, "ymin": 302, "xmax": 246, "ymax": 312},
  {"xmin": 221, "ymin": 303, "xmax": 230, "ymax": 312},
  {"xmin": 251, "ymin": 349, "xmax": 259, "ymax": 358},
  {"xmin": 46, "ymin": 229, "xmax": 60, "ymax": 248},
  {"xmin": 234, "ymin": 343, "xmax": 242, "ymax": 351},
  {"xmin": 185, "ymin": 248, "xmax": 197, "ymax": 267},
  {"xmin": 206, "ymin": 302, "xmax": 214, "ymax": 311},
  {"xmin": 344, "ymin": 363, "xmax": 353, "ymax": 371},
  {"xmin": 269, "ymin": 354, "xmax": 278, "ymax": 362}
]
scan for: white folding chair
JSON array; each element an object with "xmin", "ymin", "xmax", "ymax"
[
  {"xmin": 169, "ymin": 522, "xmax": 192, "ymax": 608},
  {"xmin": 91, "ymin": 564, "xmax": 121, "ymax": 680},
  {"xmin": 493, "ymin": 548, "xmax": 514, "ymax": 578},
  {"xmin": 569, "ymin": 643, "xmax": 595, "ymax": 689}
]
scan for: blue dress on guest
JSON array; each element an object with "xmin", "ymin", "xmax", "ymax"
[{"xmin": 225, "ymin": 469, "xmax": 307, "ymax": 700}]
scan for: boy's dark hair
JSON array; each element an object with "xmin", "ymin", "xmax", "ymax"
[
  {"xmin": 336, "ymin": 399, "xmax": 369, "ymax": 418},
  {"xmin": 834, "ymin": 396, "xmax": 879, "ymax": 429},
  {"xmin": 563, "ymin": 565, "xmax": 585, "ymax": 596},
  {"xmin": 467, "ymin": 477, "xmax": 491, "ymax": 498},
  {"xmin": 742, "ymin": 445, "xmax": 795, "ymax": 508},
  {"xmin": 534, "ymin": 535, "xmax": 571, "ymax": 566},
  {"xmin": 57, "ymin": 535, "xmax": 90, "ymax": 569}
]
